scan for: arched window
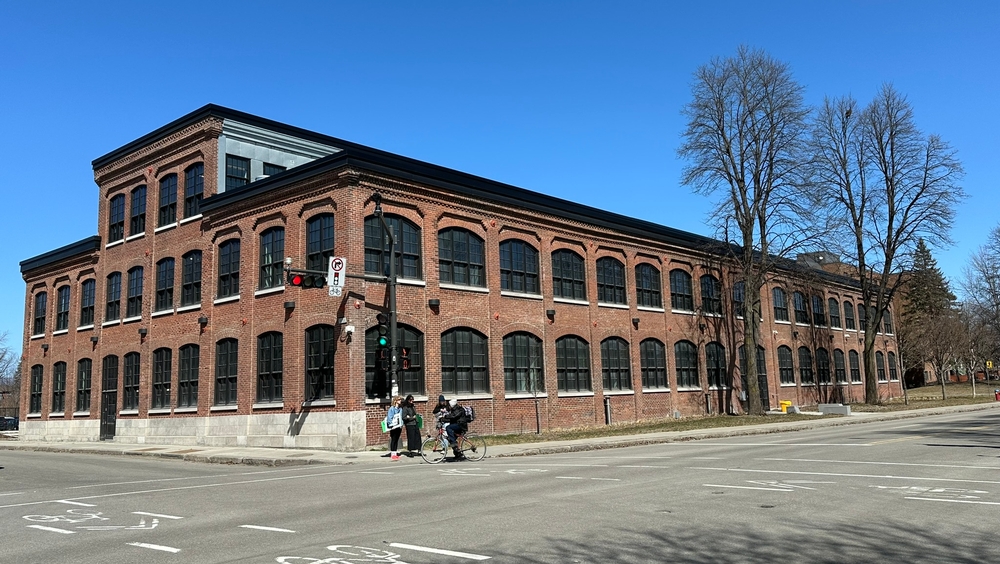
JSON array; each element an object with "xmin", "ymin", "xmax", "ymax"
[
  {"xmin": 441, "ymin": 328, "xmax": 489, "ymax": 394},
  {"xmin": 214, "ymin": 339, "xmax": 238, "ymax": 406},
  {"xmin": 106, "ymin": 272, "xmax": 121, "ymax": 321},
  {"xmin": 108, "ymin": 194, "xmax": 125, "ymax": 242},
  {"xmin": 674, "ymin": 340, "xmax": 699, "ymax": 388},
  {"xmin": 816, "ymin": 348, "xmax": 831, "ymax": 384},
  {"xmin": 52, "ymin": 362, "xmax": 66, "ymax": 413},
  {"xmin": 670, "ymin": 270, "xmax": 693, "ymax": 311},
  {"xmin": 181, "ymin": 251, "xmax": 202, "ymax": 306},
  {"xmin": 857, "ymin": 304, "xmax": 867, "ymax": 331},
  {"xmin": 601, "ymin": 337, "xmax": 631, "ymax": 391},
  {"xmin": 552, "ymin": 249, "xmax": 586, "ymax": 300},
  {"xmin": 217, "ymin": 239, "xmax": 240, "ymax": 299},
  {"xmin": 635, "ymin": 264, "xmax": 662, "ymax": 308},
  {"xmin": 883, "ymin": 311, "xmax": 895, "ymax": 334},
  {"xmin": 640, "ymin": 339, "xmax": 667, "ymax": 389},
  {"xmin": 306, "ymin": 214, "xmax": 335, "ymax": 271},
  {"xmin": 259, "ymin": 227, "xmax": 285, "ymax": 290},
  {"xmin": 29, "ymin": 365, "xmax": 43, "ymax": 414},
  {"xmin": 126, "ymin": 266, "xmax": 143, "ymax": 318},
  {"xmin": 55, "ymin": 286, "xmax": 70, "ymax": 331},
  {"xmin": 706, "ymin": 342, "xmax": 726, "ymax": 388},
  {"xmin": 365, "ymin": 324, "xmax": 424, "ymax": 398},
  {"xmin": 184, "ymin": 163, "xmax": 204, "ymax": 218},
  {"xmin": 257, "ymin": 332, "xmax": 283, "ymax": 403},
  {"xmin": 798, "ymin": 347, "xmax": 814, "ymax": 385},
  {"xmin": 793, "ymin": 292, "xmax": 809, "ymax": 324},
  {"xmin": 364, "ymin": 214, "xmax": 422, "ymax": 280},
  {"xmin": 32, "ymin": 291, "xmax": 47, "ymax": 336},
  {"xmin": 130, "ymin": 185, "xmax": 146, "ymax": 236},
  {"xmin": 733, "ymin": 281, "xmax": 745, "ymax": 318},
  {"xmin": 844, "ymin": 300, "xmax": 856, "ymax": 330},
  {"xmin": 123, "ymin": 352, "xmax": 140, "ymax": 410},
  {"xmin": 305, "ymin": 325, "xmax": 335, "ymax": 401},
  {"xmin": 773, "ymin": 287, "xmax": 789, "ymax": 321},
  {"xmin": 438, "ymin": 228, "xmax": 485, "ymax": 287},
  {"xmin": 152, "ymin": 348, "xmax": 172, "ymax": 409},
  {"xmin": 812, "ymin": 296, "xmax": 826, "ymax": 326},
  {"xmin": 178, "ymin": 344, "xmax": 199, "ymax": 408},
  {"xmin": 596, "ymin": 258, "xmax": 626, "ymax": 305},
  {"xmin": 778, "ymin": 345, "xmax": 794, "ymax": 384},
  {"xmin": 158, "ymin": 174, "xmax": 178, "ymax": 226},
  {"xmin": 503, "ymin": 332, "xmax": 544, "ymax": 393},
  {"xmin": 701, "ymin": 275, "xmax": 722, "ymax": 315},
  {"xmin": 834, "ymin": 349, "xmax": 847, "ymax": 383},
  {"xmin": 79, "ymin": 279, "xmax": 96, "ymax": 327},
  {"xmin": 76, "ymin": 358, "xmax": 92, "ymax": 412},
  {"xmin": 499, "ymin": 239, "xmax": 539, "ymax": 294},
  {"xmin": 556, "ymin": 335, "xmax": 591, "ymax": 392},
  {"xmin": 829, "ymin": 298, "xmax": 841, "ymax": 328},
  {"xmin": 849, "ymin": 350, "xmax": 862, "ymax": 383},
  {"xmin": 876, "ymin": 351, "xmax": 887, "ymax": 382},
  {"xmin": 155, "ymin": 258, "xmax": 174, "ymax": 312}
]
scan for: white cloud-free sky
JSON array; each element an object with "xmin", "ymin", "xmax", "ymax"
[{"xmin": 2, "ymin": 1, "xmax": 997, "ymax": 348}]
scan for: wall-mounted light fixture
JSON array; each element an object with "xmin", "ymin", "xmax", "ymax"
[
  {"xmin": 793, "ymin": 331, "xmax": 799, "ymax": 339},
  {"xmin": 138, "ymin": 327, "xmax": 148, "ymax": 336},
  {"xmin": 198, "ymin": 315, "xmax": 209, "ymax": 326},
  {"xmin": 546, "ymin": 309, "xmax": 556, "ymax": 320},
  {"xmin": 428, "ymin": 298, "xmax": 440, "ymax": 308},
  {"xmin": 41, "ymin": 343, "xmax": 49, "ymax": 352},
  {"xmin": 632, "ymin": 317, "xmax": 640, "ymax": 328},
  {"xmin": 90, "ymin": 336, "xmax": 99, "ymax": 343},
  {"xmin": 284, "ymin": 301, "xmax": 296, "ymax": 310},
  {"xmin": 699, "ymin": 323, "xmax": 706, "ymax": 333}
]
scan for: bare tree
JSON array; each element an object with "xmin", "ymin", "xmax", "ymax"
[
  {"xmin": 963, "ymin": 226, "xmax": 1000, "ymax": 356},
  {"xmin": 809, "ymin": 85, "xmax": 965, "ymax": 403},
  {"xmin": 0, "ymin": 332, "xmax": 20, "ymax": 414},
  {"xmin": 679, "ymin": 46, "xmax": 815, "ymax": 415}
]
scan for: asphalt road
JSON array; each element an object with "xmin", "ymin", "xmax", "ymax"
[{"xmin": 2, "ymin": 410, "xmax": 999, "ymax": 563}]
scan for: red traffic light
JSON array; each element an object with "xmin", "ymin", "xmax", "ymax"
[{"xmin": 291, "ymin": 274, "xmax": 304, "ymax": 286}]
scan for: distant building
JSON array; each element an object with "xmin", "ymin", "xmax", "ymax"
[{"xmin": 19, "ymin": 105, "xmax": 903, "ymax": 449}]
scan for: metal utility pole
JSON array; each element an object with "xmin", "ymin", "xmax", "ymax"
[{"xmin": 372, "ymin": 194, "xmax": 398, "ymax": 398}]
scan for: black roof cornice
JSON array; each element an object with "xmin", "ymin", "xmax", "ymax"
[{"xmin": 19, "ymin": 236, "xmax": 101, "ymax": 275}]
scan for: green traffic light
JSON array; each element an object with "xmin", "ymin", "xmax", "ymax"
[{"xmin": 378, "ymin": 336, "xmax": 389, "ymax": 347}]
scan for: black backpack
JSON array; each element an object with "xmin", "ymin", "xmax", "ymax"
[{"xmin": 462, "ymin": 405, "xmax": 476, "ymax": 422}]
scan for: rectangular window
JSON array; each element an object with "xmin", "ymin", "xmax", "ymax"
[
  {"xmin": 55, "ymin": 286, "xmax": 70, "ymax": 331},
  {"xmin": 178, "ymin": 345, "xmax": 199, "ymax": 408},
  {"xmin": 127, "ymin": 267, "xmax": 143, "ymax": 318},
  {"xmin": 215, "ymin": 339, "xmax": 238, "ymax": 406},
  {"xmin": 225, "ymin": 155, "xmax": 251, "ymax": 191},
  {"xmin": 106, "ymin": 273, "xmax": 121, "ymax": 321},
  {"xmin": 218, "ymin": 240, "xmax": 240, "ymax": 299},
  {"xmin": 130, "ymin": 186, "xmax": 146, "ymax": 236},
  {"xmin": 108, "ymin": 194, "xmax": 125, "ymax": 242},
  {"xmin": 158, "ymin": 174, "xmax": 177, "ymax": 226},
  {"xmin": 184, "ymin": 164, "xmax": 204, "ymax": 218},
  {"xmin": 181, "ymin": 251, "xmax": 202, "ymax": 306},
  {"xmin": 263, "ymin": 162, "xmax": 286, "ymax": 176},
  {"xmin": 259, "ymin": 228, "xmax": 285, "ymax": 290},
  {"xmin": 33, "ymin": 292, "xmax": 47, "ymax": 335},
  {"xmin": 79, "ymin": 280, "xmax": 95, "ymax": 326},
  {"xmin": 77, "ymin": 359, "xmax": 92, "ymax": 412},
  {"xmin": 155, "ymin": 259, "xmax": 174, "ymax": 311},
  {"xmin": 152, "ymin": 349, "xmax": 172, "ymax": 409},
  {"xmin": 257, "ymin": 333, "xmax": 283, "ymax": 403},
  {"xmin": 123, "ymin": 353, "xmax": 140, "ymax": 410},
  {"xmin": 30, "ymin": 365, "xmax": 43, "ymax": 414},
  {"xmin": 52, "ymin": 362, "xmax": 66, "ymax": 413},
  {"xmin": 306, "ymin": 326, "xmax": 335, "ymax": 400}
]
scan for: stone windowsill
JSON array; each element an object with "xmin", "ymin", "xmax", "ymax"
[
  {"xmin": 214, "ymin": 295, "xmax": 240, "ymax": 305},
  {"xmin": 440, "ymin": 283, "xmax": 489, "ymax": 294},
  {"xmin": 499, "ymin": 290, "xmax": 543, "ymax": 300}
]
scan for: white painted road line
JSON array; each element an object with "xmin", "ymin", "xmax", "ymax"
[
  {"xmin": 359, "ymin": 471, "xmax": 395, "ymax": 475},
  {"xmin": 27, "ymin": 525, "xmax": 75, "ymax": 534},
  {"xmin": 390, "ymin": 542, "xmax": 490, "ymax": 560},
  {"xmin": 56, "ymin": 500, "xmax": 96, "ymax": 507},
  {"xmin": 905, "ymin": 497, "xmax": 1000, "ymax": 506},
  {"xmin": 691, "ymin": 466, "xmax": 1000, "ymax": 486},
  {"xmin": 590, "ymin": 478, "xmax": 621, "ymax": 481},
  {"xmin": 556, "ymin": 476, "xmax": 585, "ymax": 480},
  {"xmin": 0, "ymin": 492, "xmax": 24, "ymax": 497},
  {"xmin": 760, "ymin": 457, "xmax": 1000, "ymax": 470},
  {"xmin": 133, "ymin": 511, "xmax": 184, "ymax": 520},
  {"xmin": 704, "ymin": 484, "xmax": 793, "ymax": 492},
  {"xmin": 240, "ymin": 525, "xmax": 296, "ymax": 533},
  {"xmin": 127, "ymin": 542, "xmax": 181, "ymax": 553}
]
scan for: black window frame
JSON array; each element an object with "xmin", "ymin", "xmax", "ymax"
[
  {"xmin": 52, "ymin": 361, "xmax": 66, "ymax": 413},
  {"xmin": 793, "ymin": 292, "xmax": 809, "ymax": 324},
  {"xmin": 888, "ymin": 352, "xmax": 899, "ymax": 381},
  {"xmin": 733, "ymin": 281, "xmax": 745, "ymax": 318},
  {"xmin": 798, "ymin": 346, "xmax": 814, "ymax": 385},
  {"xmin": 364, "ymin": 214, "xmax": 422, "ymax": 280},
  {"xmin": 883, "ymin": 311, "xmax": 895, "ymax": 334},
  {"xmin": 158, "ymin": 174, "xmax": 178, "ymax": 227},
  {"xmin": 849, "ymin": 350, "xmax": 862, "ymax": 382},
  {"xmin": 184, "ymin": 163, "xmax": 204, "ymax": 218},
  {"xmin": 640, "ymin": 338, "xmax": 668, "ymax": 389},
  {"xmin": 76, "ymin": 358, "xmax": 92, "ymax": 412},
  {"xmin": 596, "ymin": 257, "xmax": 626, "ymax": 305},
  {"xmin": 259, "ymin": 227, "xmax": 285, "ymax": 290},
  {"xmin": 33, "ymin": 291, "xmax": 47, "ymax": 336},
  {"xmin": 829, "ymin": 298, "xmax": 841, "ymax": 328},
  {"xmin": 305, "ymin": 214, "xmax": 335, "ymax": 272},
  {"xmin": 858, "ymin": 304, "xmax": 868, "ymax": 331},
  {"xmin": 105, "ymin": 272, "xmax": 121, "ymax": 321},
  {"xmin": 214, "ymin": 338, "xmax": 238, "ymax": 406},
  {"xmin": 30, "ymin": 365, "xmax": 43, "ymax": 414},
  {"xmin": 181, "ymin": 250, "xmax": 202, "ymax": 306},
  {"xmin": 674, "ymin": 340, "xmax": 699, "ymax": 389},
  {"xmin": 438, "ymin": 228, "xmax": 486, "ymax": 288},
  {"xmin": 225, "ymin": 154, "xmax": 251, "ymax": 191},
  {"xmin": 123, "ymin": 352, "xmax": 140, "ymax": 410},
  {"xmin": 773, "ymin": 287, "xmax": 789, "ymax": 322},
  {"xmin": 503, "ymin": 332, "xmax": 544, "ymax": 394},
  {"xmin": 600, "ymin": 337, "xmax": 631, "ymax": 391},
  {"xmin": 844, "ymin": 300, "xmax": 856, "ymax": 330},
  {"xmin": 876, "ymin": 351, "xmax": 887, "ymax": 382},
  {"xmin": 79, "ymin": 279, "xmax": 95, "ymax": 327},
  {"xmin": 706, "ymin": 341, "xmax": 726, "ymax": 388},
  {"xmin": 108, "ymin": 194, "xmax": 125, "ymax": 242},
  {"xmin": 257, "ymin": 332, "xmax": 283, "ymax": 403},
  {"xmin": 700, "ymin": 275, "xmax": 722, "ymax": 315},
  {"xmin": 556, "ymin": 335, "xmax": 591, "ymax": 393},
  {"xmin": 152, "ymin": 348, "xmax": 172, "ymax": 409},
  {"xmin": 635, "ymin": 263, "xmax": 662, "ymax": 309},
  {"xmin": 55, "ymin": 285, "xmax": 70, "ymax": 331},
  {"xmin": 499, "ymin": 239, "xmax": 539, "ymax": 295},
  {"xmin": 812, "ymin": 295, "xmax": 826, "ymax": 327},
  {"xmin": 155, "ymin": 258, "xmax": 174, "ymax": 312},
  {"xmin": 126, "ymin": 266, "xmax": 143, "ymax": 318},
  {"xmin": 778, "ymin": 345, "xmax": 794, "ymax": 384},
  {"xmin": 834, "ymin": 349, "xmax": 847, "ymax": 383},
  {"xmin": 263, "ymin": 162, "xmax": 286, "ymax": 176},
  {"xmin": 441, "ymin": 328, "xmax": 489, "ymax": 395},
  {"xmin": 130, "ymin": 185, "xmax": 146, "ymax": 236},
  {"xmin": 816, "ymin": 347, "xmax": 831, "ymax": 384},
  {"xmin": 305, "ymin": 325, "xmax": 335, "ymax": 401},
  {"xmin": 551, "ymin": 249, "xmax": 587, "ymax": 301},
  {"xmin": 217, "ymin": 239, "xmax": 240, "ymax": 299},
  {"xmin": 670, "ymin": 270, "xmax": 694, "ymax": 311},
  {"xmin": 178, "ymin": 344, "xmax": 199, "ymax": 408}
]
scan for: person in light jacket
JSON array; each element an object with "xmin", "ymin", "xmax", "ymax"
[
  {"xmin": 385, "ymin": 396, "xmax": 404, "ymax": 461},
  {"xmin": 401, "ymin": 394, "xmax": 421, "ymax": 457}
]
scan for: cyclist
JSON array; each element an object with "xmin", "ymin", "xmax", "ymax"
[{"xmin": 443, "ymin": 398, "xmax": 469, "ymax": 459}]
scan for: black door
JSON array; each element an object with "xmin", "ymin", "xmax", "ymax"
[{"xmin": 100, "ymin": 365, "xmax": 117, "ymax": 440}]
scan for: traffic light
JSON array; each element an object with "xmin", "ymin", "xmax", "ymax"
[
  {"xmin": 377, "ymin": 347, "xmax": 390, "ymax": 372},
  {"xmin": 287, "ymin": 270, "xmax": 326, "ymax": 288},
  {"xmin": 375, "ymin": 313, "xmax": 389, "ymax": 347},
  {"xmin": 400, "ymin": 347, "xmax": 410, "ymax": 370}
]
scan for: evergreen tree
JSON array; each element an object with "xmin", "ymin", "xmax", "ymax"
[{"xmin": 898, "ymin": 239, "xmax": 956, "ymax": 387}]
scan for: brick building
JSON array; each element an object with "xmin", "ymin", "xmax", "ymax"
[{"xmin": 19, "ymin": 105, "xmax": 903, "ymax": 449}]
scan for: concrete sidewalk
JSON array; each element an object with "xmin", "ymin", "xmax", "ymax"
[{"xmin": 2, "ymin": 402, "xmax": 997, "ymax": 466}]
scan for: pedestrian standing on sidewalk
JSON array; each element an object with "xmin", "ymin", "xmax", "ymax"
[
  {"xmin": 401, "ymin": 394, "xmax": 421, "ymax": 457},
  {"xmin": 385, "ymin": 396, "xmax": 404, "ymax": 461}
]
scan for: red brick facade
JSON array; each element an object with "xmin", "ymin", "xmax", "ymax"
[{"xmin": 19, "ymin": 106, "xmax": 903, "ymax": 449}]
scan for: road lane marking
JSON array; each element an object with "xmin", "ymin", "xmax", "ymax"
[
  {"xmin": 760, "ymin": 458, "xmax": 1000, "ymax": 470},
  {"xmin": 127, "ymin": 542, "xmax": 181, "ymax": 553},
  {"xmin": 905, "ymin": 497, "xmax": 1000, "ymax": 506},
  {"xmin": 703, "ymin": 484, "xmax": 793, "ymax": 492},
  {"xmin": 0, "ymin": 492, "xmax": 25, "ymax": 497},
  {"xmin": 556, "ymin": 476, "xmax": 585, "ymax": 480},
  {"xmin": 240, "ymin": 524, "xmax": 296, "ymax": 532},
  {"xmin": 359, "ymin": 471, "xmax": 395, "ymax": 475},
  {"xmin": 691, "ymin": 466, "xmax": 1000, "ymax": 485},
  {"xmin": 620, "ymin": 465, "xmax": 672, "ymax": 468},
  {"xmin": 27, "ymin": 525, "xmax": 75, "ymax": 534},
  {"xmin": 671, "ymin": 443, "xmax": 871, "ymax": 447},
  {"xmin": 133, "ymin": 511, "xmax": 183, "ymax": 519},
  {"xmin": 56, "ymin": 500, "xmax": 96, "ymax": 507},
  {"xmin": 869, "ymin": 436, "xmax": 924, "ymax": 445},
  {"xmin": 390, "ymin": 542, "xmax": 490, "ymax": 560},
  {"xmin": 690, "ymin": 457, "xmax": 723, "ymax": 460}
]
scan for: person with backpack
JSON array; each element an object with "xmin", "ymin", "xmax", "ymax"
[{"xmin": 444, "ymin": 398, "xmax": 469, "ymax": 459}]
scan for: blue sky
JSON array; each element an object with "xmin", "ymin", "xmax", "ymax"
[{"xmin": 2, "ymin": 1, "xmax": 997, "ymax": 349}]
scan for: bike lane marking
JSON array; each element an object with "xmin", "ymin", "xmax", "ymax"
[
  {"xmin": 904, "ymin": 497, "xmax": 1000, "ymax": 506},
  {"xmin": 27, "ymin": 525, "xmax": 74, "ymax": 534},
  {"xmin": 133, "ymin": 511, "xmax": 183, "ymax": 520},
  {"xmin": 56, "ymin": 500, "xmax": 96, "ymax": 507},
  {"xmin": 389, "ymin": 543, "xmax": 490, "ymax": 561},
  {"xmin": 241, "ymin": 525, "xmax": 296, "ymax": 533},
  {"xmin": 127, "ymin": 542, "xmax": 181, "ymax": 553}
]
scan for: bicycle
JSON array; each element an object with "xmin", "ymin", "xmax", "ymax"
[{"xmin": 419, "ymin": 424, "xmax": 486, "ymax": 463}]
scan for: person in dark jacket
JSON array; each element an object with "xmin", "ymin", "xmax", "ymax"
[
  {"xmin": 401, "ymin": 394, "xmax": 421, "ymax": 457},
  {"xmin": 444, "ymin": 399, "xmax": 469, "ymax": 459}
]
